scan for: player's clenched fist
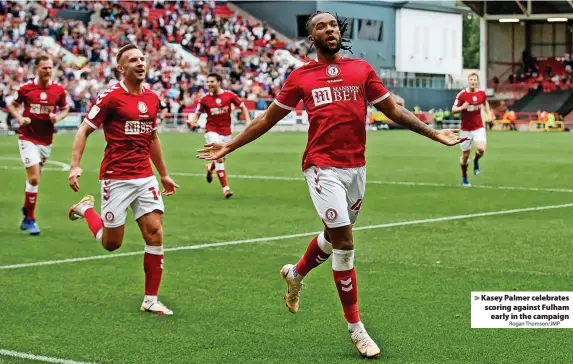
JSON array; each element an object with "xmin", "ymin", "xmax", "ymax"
[
  {"xmin": 68, "ymin": 166, "xmax": 83, "ymax": 192},
  {"xmin": 19, "ymin": 117, "xmax": 31, "ymax": 126}
]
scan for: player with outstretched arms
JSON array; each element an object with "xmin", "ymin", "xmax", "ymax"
[
  {"xmin": 197, "ymin": 12, "xmax": 467, "ymax": 358},
  {"xmin": 187, "ymin": 73, "xmax": 252, "ymax": 198},
  {"xmin": 452, "ymin": 73, "xmax": 491, "ymax": 187},
  {"xmin": 67, "ymin": 44, "xmax": 179, "ymax": 315},
  {"xmin": 7, "ymin": 54, "xmax": 70, "ymax": 235}
]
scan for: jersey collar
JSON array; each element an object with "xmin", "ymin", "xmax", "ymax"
[
  {"xmin": 34, "ymin": 78, "xmax": 52, "ymax": 87},
  {"xmin": 119, "ymin": 80, "xmax": 129, "ymax": 92}
]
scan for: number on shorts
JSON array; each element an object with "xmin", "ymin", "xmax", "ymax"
[{"xmin": 149, "ymin": 186, "xmax": 159, "ymax": 200}]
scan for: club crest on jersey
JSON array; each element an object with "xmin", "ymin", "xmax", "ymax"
[
  {"xmin": 472, "ymin": 96, "xmax": 477, "ymax": 102},
  {"xmin": 40, "ymin": 92, "xmax": 47, "ymax": 100},
  {"xmin": 216, "ymin": 98, "xmax": 222, "ymax": 105},
  {"xmin": 326, "ymin": 64, "xmax": 341, "ymax": 77},
  {"xmin": 137, "ymin": 101, "xmax": 148, "ymax": 113},
  {"xmin": 325, "ymin": 208, "xmax": 338, "ymax": 222}
]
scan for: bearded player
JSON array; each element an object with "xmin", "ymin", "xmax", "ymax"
[
  {"xmin": 7, "ymin": 54, "xmax": 70, "ymax": 235},
  {"xmin": 187, "ymin": 73, "xmax": 252, "ymax": 198},
  {"xmin": 452, "ymin": 73, "xmax": 491, "ymax": 187},
  {"xmin": 197, "ymin": 12, "xmax": 467, "ymax": 358},
  {"xmin": 67, "ymin": 44, "xmax": 179, "ymax": 315}
]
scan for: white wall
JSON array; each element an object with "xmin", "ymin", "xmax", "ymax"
[
  {"xmin": 487, "ymin": 22, "xmax": 526, "ymax": 64},
  {"xmin": 395, "ymin": 8, "xmax": 462, "ymax": 74},
  {"xmin": 486, "ymin": 21, "xmax": 526, "ymax": 80}
]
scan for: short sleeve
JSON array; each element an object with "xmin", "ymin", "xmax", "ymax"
[
  {"xmin": 195, "ymin": 99, "xmax": 205, "ymax": 113},
  {"xmin": 12, "ymin": 87, "xmax": 24, "ymax": 105},
  {"xmin": 230, "ymin": 93, "xmax": 243, "ymax": 107},
  {"xmin": 453, "ymin": 92, "xmax": 464, "ymax": 107},
  {"xmin": 274, "ymin": 71, "xmax": 302, "ymax": 111},
  {"xmin": 57, "ymin": 88, "xmax": 68, "ymax": 108},
  {"xmin": 84, "ymin": 94, "xmax": 111, "ymax": 129},
  {"xmin": 481, "ymin": 90, "xmax": 488, "ymax": 102},
  {"xmin": 365, "ymin": 63, "xmax": 390, "ymax": 104}
]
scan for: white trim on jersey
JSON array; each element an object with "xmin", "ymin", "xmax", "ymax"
[
  {"xmin": 274, "ymin": 100, "xmax": 295, "ymax": 111},
  {"xmin": 119, "ymin": 81, "xmax": 129, "ymax": 92},
  {"xmin": 83, "ymin": 119, "xmax": 98, "ymax": 129},
  {"xmin": 33, "ymin": 78, "xmax": 53, "ymax": 86},
  {"xmin": 370, "ymin": 92, "xmax": 391, "ymax": 105}
]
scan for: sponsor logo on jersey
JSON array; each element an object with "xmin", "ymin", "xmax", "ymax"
[
  {"xmin": 311, "ymin": 87, "xmax": 333, "ymax": 106},
  {"xmin": 311, "ymin": 85, "xmax": 360, "ymax": 106},
  {"xmin": 88, "ymin": 105, "xmax": 100, "ymax": 119},
  {"xmin": 137, "ymin": 101, "xmax": 148, "ymax": 113},
  {"xmin": 326, "ymin": 64, "xmax": 341, "ymax": 77},
  {"xmin": 30, "ymin": 104, "xmax": 55, "ymax": 114},
  {"xmin": 125, "ymin": 120, "xmax": 154, "ymax": 135},
  {"xmin": 209, "ymin": 106, "xmax": 230, "ymax": 115}
]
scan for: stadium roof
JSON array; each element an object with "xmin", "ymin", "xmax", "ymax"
[{"xmin": 463, "ymin": 0, "xmax": 573, "ymax": 20}]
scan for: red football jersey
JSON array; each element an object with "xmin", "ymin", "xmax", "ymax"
[
  {"xmin": 196, "ymin": 90, "xmax": 243, "ymax": 136},
  {"xmin": 14, "ymin": 79, "xmax": 68, "ymax": 145},
  {"xmin": 84, "ymin": 81, "xmax": 160, "ymax": 180},
  {"xmin": 275, "ymin": 58, "xmax": 389, "ymax": 170},
  {"xmin": 454, "ymin": 88, "xmax": 487, "ymax": 131}
]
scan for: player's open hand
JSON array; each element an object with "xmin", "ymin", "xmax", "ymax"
[
  {"xmin": 196, "ymin": 142, "xmax": 231, "ymax": 161},
  {"xmin": 19, "ymin": 117, "xmax": 31, "ymax": 126},
  {"xmin": 161, "ymin": 175, "xmax": 180, "ymax": 196},
  {"xmin": 434, "ymin": 129, "xmax": 469, "ymax": 146},
  {"xmin": 461, "ymin": 101, "xmax": 470, "ymax": 110},
  {"xmin": 68, "ymin": 166, "xmax": 83, "ymax": 192}
]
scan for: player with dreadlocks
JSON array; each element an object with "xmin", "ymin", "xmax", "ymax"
[{"xmin": 197, "ymin": 12, "xmax": 467, "ymax": 358}]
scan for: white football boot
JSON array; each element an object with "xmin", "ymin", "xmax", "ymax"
[
  {"xmin": 350, "ymin": 327, "xmax": 381, "ymax": 358},
  {"xmin": 140, "ymin": 300, "xmax": 173, "ymax": 315},
  {"xmin": 68, "ymin": 194, "xmax": 95, "ymax": 221},
  {"xmin": 280, "ymin": 264, "xmax": 303, "ymax": 313}
]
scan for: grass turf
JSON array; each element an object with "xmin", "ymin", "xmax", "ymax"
[{"xmin": 0, "ymin": 130, "xmax": 571, "ymax": 363}]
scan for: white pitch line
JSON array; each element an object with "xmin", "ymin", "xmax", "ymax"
[
  {"xmin": 0, "ymin": 349, "xmax": 95, "ymax": 364},
  {"xmin": 1, "ymin": 203, "xmax": 572, "ymax": 271},
  {"xmin": 0, "ymin": 157, "xmax": 70, "ymax": 171},
  {"xmin": 1, "ymin": 158, "xmax": 571, "ymax": 193},
  {"xmin": 0, "ymin": 165, "xmax": 62, "ymax": 172},
  {"xmin": 168, "ymin": 172, "xmax": 573, "ymax": 193}
]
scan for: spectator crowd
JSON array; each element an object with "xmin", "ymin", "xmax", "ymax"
[{"xmin": 0, "ymin": 0, "xmax": 308, "ymax": 120}]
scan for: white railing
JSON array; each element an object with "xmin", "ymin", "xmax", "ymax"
[{"xmin": 52, "ymin": 110, "xmax": 310, "ymax": 131}]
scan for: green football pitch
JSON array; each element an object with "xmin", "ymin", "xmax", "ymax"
[{"xmin": 0, "ymin": 131, "xmax": 572, "ymax": 364}]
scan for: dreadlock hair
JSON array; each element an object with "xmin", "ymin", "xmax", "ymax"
[{"xmin": 305, "ymin": 11, "xmax": 352, "ymax": 56}]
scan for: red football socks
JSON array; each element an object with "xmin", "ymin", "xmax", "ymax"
[
  {"xmin": 84, "ymin": 208, "xmax": 103, "ymax": 241},
  {"xmin": 332, "ymin": 249, "xmax": 360, "ymax": 324},
  {"xmin": 295, "ymin": 234, "xmax": 331, "ymax": 276},
  {"xmin": 215, "ymin": 163, "xmax": 228, "ymax": 188},
  {"xmin": 23, "ymin": 181, "xmax": 38, "ymax": 220},
  {"xmin": 144, "ymin": 245, "xmax": 164, "ymax": 296}
]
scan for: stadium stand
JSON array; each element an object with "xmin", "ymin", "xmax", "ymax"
[{"xmin": 0, "ymin": 0, "xmax": 308, "ymax": 128}]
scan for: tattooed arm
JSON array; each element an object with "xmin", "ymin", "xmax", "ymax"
[{"xmin": 373, "ymin": 97, "xmax": 467, "ymax": 146}]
